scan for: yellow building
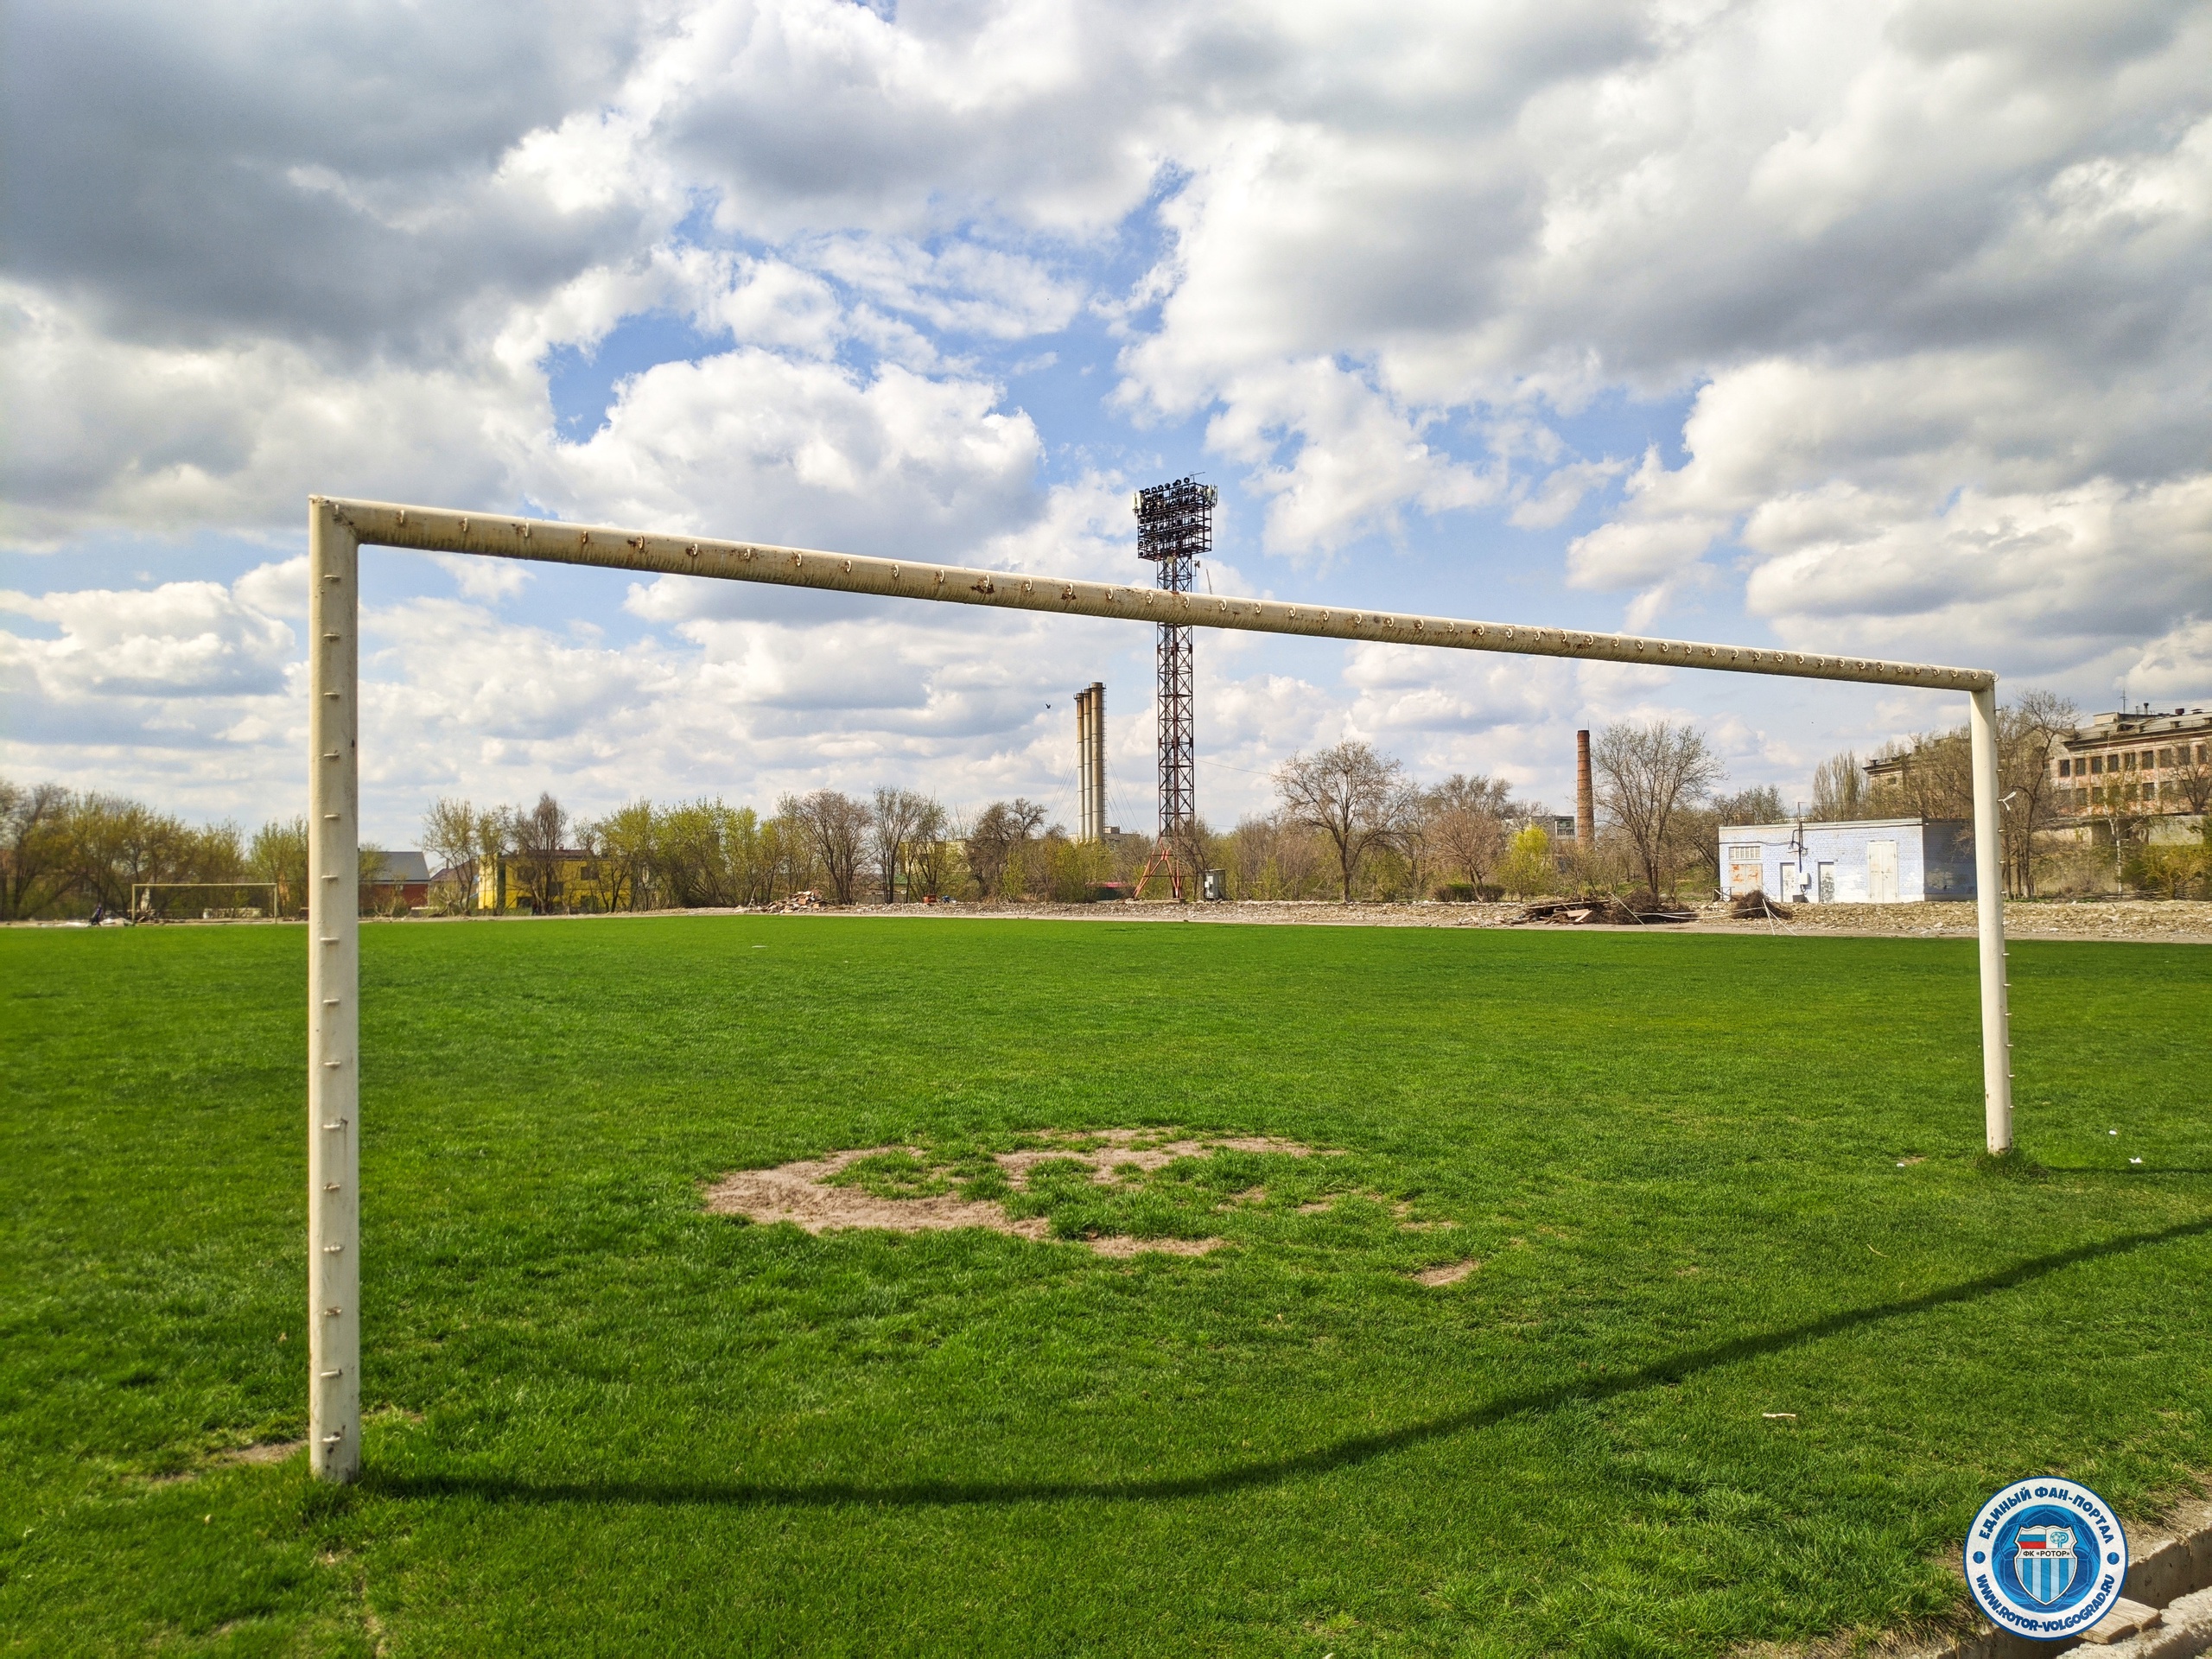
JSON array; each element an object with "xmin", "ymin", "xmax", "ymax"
[{"xmin": 478, "ymin": 849, "xmax": 598, "ymax": 912}]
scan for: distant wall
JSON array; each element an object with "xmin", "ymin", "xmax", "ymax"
[{"xmin": 1719, "ymin": 819, "xmax": 1976, "ymax": 905}]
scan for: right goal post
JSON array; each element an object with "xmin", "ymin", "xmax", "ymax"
[{"xmin": 302, "ymin": 493, "xmax": 2013, "ymax": 1484}]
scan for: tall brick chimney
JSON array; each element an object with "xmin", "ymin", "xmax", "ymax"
[{"xmin": 1576, "ymin": 729, "xmax": 1595, "ymax": 848}]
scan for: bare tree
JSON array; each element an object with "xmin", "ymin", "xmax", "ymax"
[
  {"xmin": 1811, "ymin": 752, "xmax": 1866, "ymax": 820},
  {"xmin": 904, "ymin": 798, "xmax": 956, "ymax": 900},
  {"xmin": 1590, "ymin": 721, "xmax": 1723, "ymax": 899},
  {"xmin": 1674, "ymin": 785, "xmax": 1785, "ymax": 894},
  {"xmin": 2001, "ymin": 690, "xmax": 2078, "ymax": 896},
  {"xmin": 2168, "ymin": 734, "xmax": 2212, "ymax": 814},
  {"xmin": 1867, "ymin": 694, "xmax": 2079, "ymax": 895},
  {"xmin": 870, "ymin": 787, "xmax": 928, "ymax": 903},
  {"xmin": 789, "ymin": 789, "xmax": 873, "ymax": 905},
  {"xmin": 511, "ymin": 792, "xmax": 570, "ymax": 912},
  {"xmin": 1227, "ymin": 811, "xmax": 1329, "ymax": 899},
  {"xmin": 1274, "ymin": 742, "xmax": 1412, "ymax": 902},
  {"xmin": 421, "ymin": 798, "xmax": 482, "ymax": 913},
  {"xmin": 766, "ymin": 802, "xmax": 817, "ymax": 899},
  {"xmin": 1870, "ymin": 729, "xmax": 1973, "ymax": 820},
  {"xmin": 962, "ymin": 798, "xmax": 1046, "ymax": 899},
  {"xmin": 1427, "ymin": 772, "xmax": 1515, "ymax": 893}
]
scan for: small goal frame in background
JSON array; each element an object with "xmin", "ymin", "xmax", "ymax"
[
  {"xmin": 302, "ymin": 493, "xmax": 2016, "ymax": 1484},
  {"xmin": 130, "ymin": 881, "xmax": 285, "ymax": 921}
]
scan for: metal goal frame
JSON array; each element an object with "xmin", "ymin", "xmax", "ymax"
[
  {"xmin": 130, "ymin": 880, "xmax": 285, "ymax": 920},
  {"xmin": 302, "ymin": 493, "xmax": 2015, "ymax": 1483}
]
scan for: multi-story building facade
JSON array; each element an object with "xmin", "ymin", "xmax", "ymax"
[
  {"xmin": 1860, "ymin": 704, "xmax": 2209, "ymax": 823},
  {"xmin": 2048, "ymin": 706, "xmax": 2210, "ymax": 818}
]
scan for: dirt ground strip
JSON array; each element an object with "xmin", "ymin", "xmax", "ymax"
[
  {"xmin": 48, "ymin": 898, "xmax": 2204, "ymax": 944},
  {"xmin": 702, "ymin": 1131, "xmax": 1333, "ymax": 1256},
  {"xmin": 707, "ymin": 897, "xmax": 2212, "ymax": 944},
  {"xmin": 1412, "ymin": 1260, "xmax": 1479, "ymax": 1287}
]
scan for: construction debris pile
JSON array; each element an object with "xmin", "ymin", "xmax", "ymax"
[
  {"xmin": 1731, "ymin": 890, "xmax": 1794, "ymax": 920},
  {"xmin": 1516, "ymin": 896, "xmax": 1695, "ymax": 926}
]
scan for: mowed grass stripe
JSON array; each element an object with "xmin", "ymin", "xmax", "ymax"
[{"xmin": 1, "ymin": 918, "xmax": 2205, "ymax": 1657}]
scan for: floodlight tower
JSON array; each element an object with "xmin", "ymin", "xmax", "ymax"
[{"xmin": 1132, "ymin": 477, "xmax": 1214, "ymax": 899}]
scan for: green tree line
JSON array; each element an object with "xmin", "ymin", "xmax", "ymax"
[{"xmin": 0, "ymin": 779, "xmax": 311, "ymax": 921}]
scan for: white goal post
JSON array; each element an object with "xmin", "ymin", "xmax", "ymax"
[{"xmin": 302, "ymin": 493, "xmax": 2014, "ymax": 1483}]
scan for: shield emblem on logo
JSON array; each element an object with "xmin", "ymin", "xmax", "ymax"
[{"xmin": 2014, "ymin": 1526, "xmax": 2077, "ymax": 1605}]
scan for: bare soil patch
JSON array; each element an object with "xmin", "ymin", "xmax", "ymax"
[
  {"xmin": 704, "ymin": 1131, "xmax": 1333, "ymax": 1256},
  {"xmin": 704, "ymin": 1147, "xmax": 1052, "ymax": 1240},
  {"xmin": 149, "ymin": 1439, "xmax": 304, "ymax": 1486},
  {"xmin": 219, "ymin": 1439, "xmax": 304, "ymax": 1466},
  {"xmin": 1413, "ymin": 1260, "xmax": 1479, "ymax": 1287},
  {"xmin": 1087, "ymin": 1236, "xmax": 1226, "ymax": 1258}
]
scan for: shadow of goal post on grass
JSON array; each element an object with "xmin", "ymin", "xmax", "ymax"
[{"xmin": 302, "ymin": 493, "xmax": 2016, "ymax": 1485}]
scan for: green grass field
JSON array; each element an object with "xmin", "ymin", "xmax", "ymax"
[{"xmin": 3, "ymin": 917, "xmax": 2208, "ymax": 1656}]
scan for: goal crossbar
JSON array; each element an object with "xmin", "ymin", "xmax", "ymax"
[{"xmin": 301, "ymin": 493, "xmax": 2014, "ymax": 1484}]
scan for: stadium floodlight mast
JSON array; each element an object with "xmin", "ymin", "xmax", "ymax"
[{"xmin": 303, "ymin": 493, "xmax": 2015, "ymax": 1482}]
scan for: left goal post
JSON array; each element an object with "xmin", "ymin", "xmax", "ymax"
[{"xmin": 307, "ymin": 501, "xmax": 360, "ymax": 1482}]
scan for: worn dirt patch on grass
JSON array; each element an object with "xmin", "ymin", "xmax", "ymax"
[
  {"xmin": 220, "ymin": 1439, "xmax": 304, "ymax": 1466},
  {"xmin": 1087, "ymin": 1235, "xmax": 1228, "ymax": 1258},
  {"xmin": 704, "ymin": 1147, "xmax": 1053, "ymax": 1240},
  {"xmin": 1413, "ymin": 1260, "xmax": 1479, "ymax": 1287},
  {"xmin": 149, "ymin": 1439, "xmax": 305, "ymax": 1486},
  {"xmin": 705, "ymin": 1132, "xmax": 1331, "ymax": 1256}
]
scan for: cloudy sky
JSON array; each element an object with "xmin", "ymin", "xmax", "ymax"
[{"xmin": 4, "ymin": 0, "xmax": 2209, "ymax": 845}]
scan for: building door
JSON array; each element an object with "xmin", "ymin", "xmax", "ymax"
[
  {"xmin": 1778, "ymin": 861, "xmax": 1797, "ymax": 900},
  {"xmin": 1726, "ymin": 845, "xmax": 1763, "ymax": 897},
  {"xmin": 1868, "ymin": 840, "xmax": 1898, "ymax": 903},
  {"xmin": 1817, "ymin": 861, "xmax": 1835, "ymax": 903}
]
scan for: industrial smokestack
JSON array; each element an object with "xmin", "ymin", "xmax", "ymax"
[
  {"xmin": 1576, "ymin": 729, "xmax": 1595, "ymax": 848},
  {"xmin": 1088, "ymin": 682, "xmax": 1106, "ymax": 844},
  {"xmin": 1075, "ymin": 683, "xmax": 1108, "ymax": 843}
]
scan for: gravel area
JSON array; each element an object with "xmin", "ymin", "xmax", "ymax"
[
  {"xmin": 65, "ymin": 898, "xmax": 2205, "ymax": 944},
  {"xmin": 818, "ymin": 897, "xmax": 2212, "ymax": 944}
]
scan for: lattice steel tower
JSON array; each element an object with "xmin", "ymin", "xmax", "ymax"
[{"xmin": 1133, "ymin": 477, "xmax": 1213, "ymax": 898}]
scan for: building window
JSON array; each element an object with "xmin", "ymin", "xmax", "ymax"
[
  {"xmin": 2158, "ymin": 747, "xmax": 2172, "ymax": 767},
  {"xmin": 2075, "ymin": 787, "xmax": 2088, "ymax": 808},
  {"xmin": 2057, "ymin": 758, "xmax": 2070, "ymax": 778}
]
